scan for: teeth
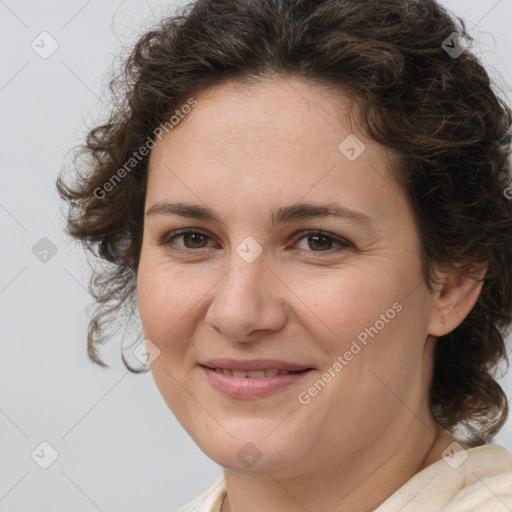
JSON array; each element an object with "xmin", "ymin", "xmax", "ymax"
[
  {"xmin": 214, "ymin": 368, "xmax": 293, "ymax": 377},
  {"xmin": 233, "ymin": 370, "xmax": 252, "ymax": 378}
]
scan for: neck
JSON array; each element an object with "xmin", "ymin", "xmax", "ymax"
[{"xmin": 220, "ymin": 418, "xmax": 460, "ymax": 512}]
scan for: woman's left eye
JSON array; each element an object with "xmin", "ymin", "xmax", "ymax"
[
  {"xmin": 293, "ymin": 230, "xmax": 350, "ymax": 253},
  {"xmin": 159, "ymin": 229, "xmax": 350, "ymax": 253}
]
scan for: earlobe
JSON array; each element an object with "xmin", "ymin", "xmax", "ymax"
[{"xmin": 427, "ymin": 262, "xmax": 487, "ymax": 337}]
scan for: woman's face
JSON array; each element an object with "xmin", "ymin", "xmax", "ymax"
[{"xmin": 137, "ymin": 76, "xmax": 442, "ymax": 476}]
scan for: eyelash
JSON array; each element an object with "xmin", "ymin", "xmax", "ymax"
[{"xmin": 158, "ymin": 228, "xmax": 351, "ymax": 255}]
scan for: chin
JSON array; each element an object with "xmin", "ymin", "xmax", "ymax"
[{"xmin": 192, "ymin": 427, "xmax": 304, "ymax": 473}]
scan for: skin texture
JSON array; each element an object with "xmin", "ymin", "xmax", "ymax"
[{"xmin": 136, "ymin": 76, "xmax": 485, "ymax": 512}]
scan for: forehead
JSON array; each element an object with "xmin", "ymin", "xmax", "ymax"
[
  {"xmin": 163, "ymin": 76, "xmax": 362, "ymax": 149},
  {"xmin": 146, "ymin": 76, "xmax": 406, "ymax": 226}
]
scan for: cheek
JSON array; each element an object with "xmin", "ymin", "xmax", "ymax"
[
  {"xmin": 136, "ymin": 258, "xmax": 207, "ymax": 411},
  {"xmin": 136, "ymin": 256, "xmax": 214, "ymax": 352},
  {"xmin": 299, "ymin": 275, "xmax": 422, "ymax": 433},
  {"xmin": 315, "ymin": 279, "xmax": 428, "ymax": 421},
  {"xmin": 286, "ymin": 267, "xmax": 396, "ymax": 353},
  {"xmin": 295, "ymin": 265, "xmax": 422, "ymax": 391}
]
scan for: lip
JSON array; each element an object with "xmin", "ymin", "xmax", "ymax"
[
  {"xmin": 200, "ymin": 366, "xmax": 314, "ymax": 399},
  {"xmin": 200, "ymin": 358, "xmax": 313, "ymax": 372}
]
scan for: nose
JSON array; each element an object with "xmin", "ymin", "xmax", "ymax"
[{"xmin": 204, "ymin": 250, "xmax": 287, "ymax": 342}]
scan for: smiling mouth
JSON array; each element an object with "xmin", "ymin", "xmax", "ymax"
[
  {"xmin": 202, "ymin": 366, "xmax": 311, "ymax": 378},
  {"xmin": 200, "ymin": 365, "xmax": 314, "ymax": 398}
]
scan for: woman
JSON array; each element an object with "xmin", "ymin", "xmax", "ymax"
[{"xmin": 56, "ymin": 0, "xmax": 512, "ymax": 510}]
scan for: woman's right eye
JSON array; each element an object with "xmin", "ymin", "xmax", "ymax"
[{"xmin": 159, "ymin": 229, "xmax": 213, "ymax": 250}]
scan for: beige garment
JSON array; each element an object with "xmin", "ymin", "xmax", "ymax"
[{"xmin": 174, "ymin": 443, "xmax": 512, "ymax": 512}]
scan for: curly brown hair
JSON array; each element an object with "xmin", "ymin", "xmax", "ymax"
[{"xmin": 56, "ymin": 0, "xmax": 512, "ymax": 447}]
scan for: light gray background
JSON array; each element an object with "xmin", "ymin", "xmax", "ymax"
[{"xmin": 1, "ymin": 1, "xmax": 511, "ymax": 511}]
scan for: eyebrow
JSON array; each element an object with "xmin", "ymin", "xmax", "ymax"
[{"xmin": 145, "ymin": 201, "xmax": 375, "ymax": 228}]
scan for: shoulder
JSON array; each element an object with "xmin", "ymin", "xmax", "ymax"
[
  {"xmin": 375, "ymin": 444, "xmax": 512, "ymax": 512},
  {"xmin": 173, "ymin": 477, "xmax": 226, "ymax": 512},
  {"xmin": 444, "ymin": 444, "xmax": 512, "ymax": 511}
]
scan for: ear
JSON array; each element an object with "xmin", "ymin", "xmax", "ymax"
[{"xmin": 427, "ymin": 262, "xmax": 488, "ymax": 337}]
